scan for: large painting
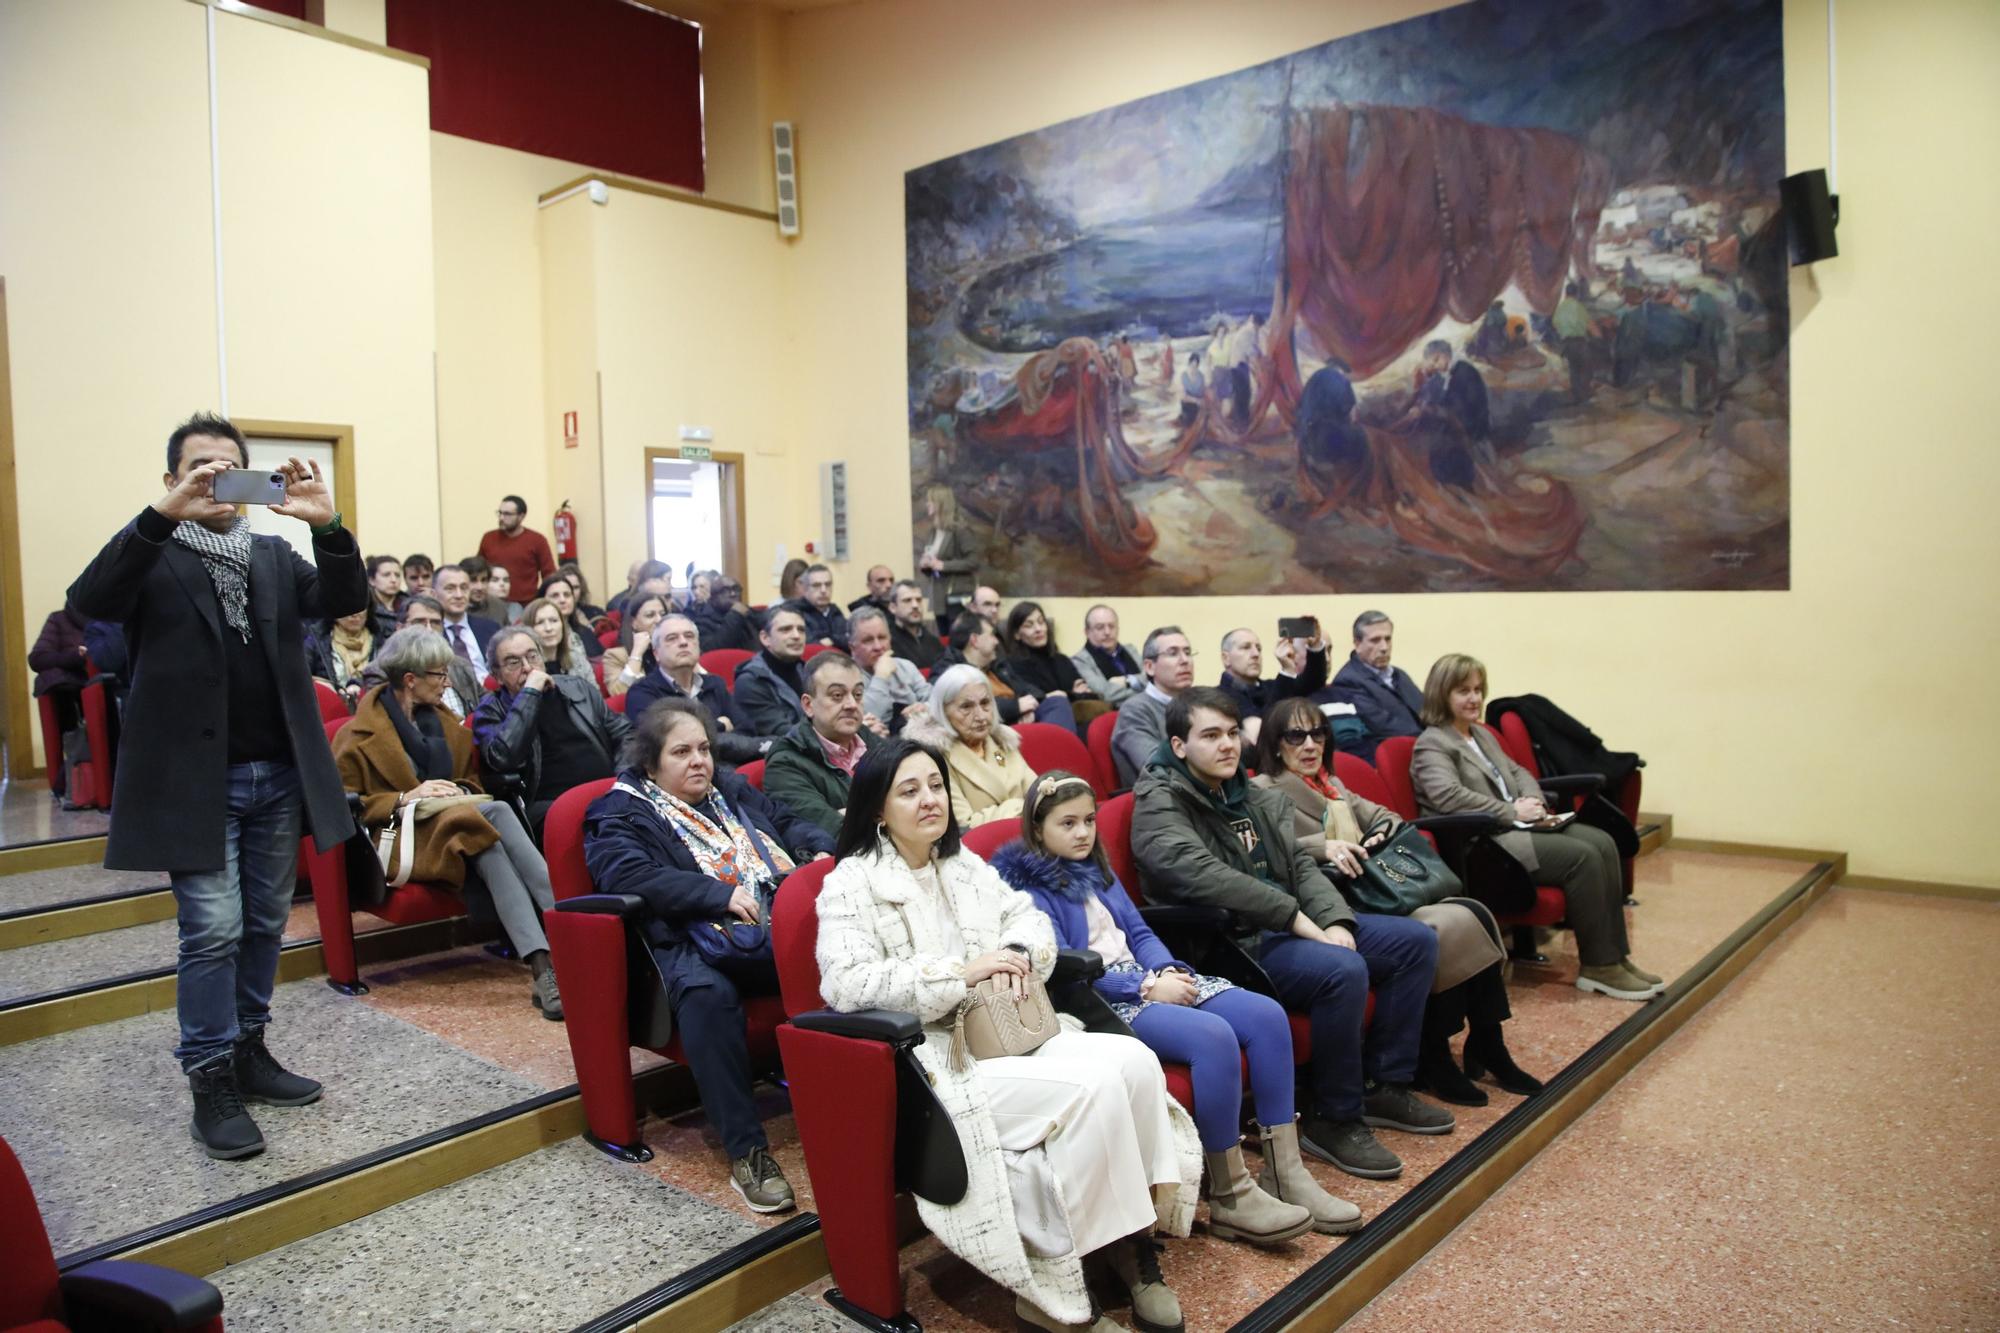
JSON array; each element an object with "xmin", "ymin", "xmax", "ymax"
[{"xmin": 905, "ymin": 0, "xmax": 1788, "ymax": 594}]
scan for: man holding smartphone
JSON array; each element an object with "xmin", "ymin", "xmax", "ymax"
[{"xmin": 69, "ymin": 413, "xmax": 368, "ymax": 1160}]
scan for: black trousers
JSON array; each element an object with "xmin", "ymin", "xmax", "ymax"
[
  {"xmin": 1423, "ymin": 962, "xmax": 1512, "ymax": 1040},
  {"xmin": 667, "ymin": 952, "xmax": 779, "ymax": 1160}
]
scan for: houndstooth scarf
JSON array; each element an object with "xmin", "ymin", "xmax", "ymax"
[{"xmin": 173, "ymin": 516, "xmax": 254, "ymax": 642}]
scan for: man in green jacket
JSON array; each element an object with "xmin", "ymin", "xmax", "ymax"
[
  {"xmin": 762, "ymin": 653, "xmax": 872, "ymax": 838},
  {"xmin": 1132, "ymin": 687, "xmax": 1450, "ymax": 1181}
]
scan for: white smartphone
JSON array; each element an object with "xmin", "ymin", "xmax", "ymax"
[{"xmin": 212, "ymin": 469, "xmax": 289, "ymax": 506}]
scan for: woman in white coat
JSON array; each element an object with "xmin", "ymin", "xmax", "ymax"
[{"xmin": 816, "ymin": 736, "xmax": 1204, "ymax": 1333}]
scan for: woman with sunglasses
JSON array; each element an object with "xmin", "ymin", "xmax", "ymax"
[{"xmin": 1252, "ymin": 696, "xmax": 1540, "ymax": 1105}]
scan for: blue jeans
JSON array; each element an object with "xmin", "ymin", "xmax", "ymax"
[
  {"xmin": 169, "ymin": 761, "xmax": 302, "ymax": 1071},
  {"xmin": 1130, "ymin": 986, "xmax": 1295, "ymax": 1152},
  {"xmin": 1029, "ymin": 692, "xmax": 1077, "ymax": 736},
  {"xmin": 1259, "ymin": 914, "xmax": 1437, "ymax": 1121}
]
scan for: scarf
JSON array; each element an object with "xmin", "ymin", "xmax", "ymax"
[
  {"xmin": 1032, "ymin": 846, "xmax": 1111, "ymax": 905},
  {"xmin": 173, "ymin": 516, "xmax": 253, "ymax": 642},
  {"xmin": 620, "ymin": 778, "xmax": 794, "ymax": 892},
  {"xmin": 329, "ymin": 621, "xmax": 373, "ymax": 685},
  {"xmin": 1086, "ymin": 641, "xmax": 1137, "ymax": 679},
  {"xmin": 382, "ymin": 687, "xmax": 455, "ymax": 781}
]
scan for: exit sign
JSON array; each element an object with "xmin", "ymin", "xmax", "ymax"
[{"xmin": 679, "ymin": 445, "xmax": 713, "ymax": 462}]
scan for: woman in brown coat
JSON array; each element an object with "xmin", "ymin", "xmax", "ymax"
[{"xmin": 334, "ymin": 627, "xmax": 562, "ymax": 1019}]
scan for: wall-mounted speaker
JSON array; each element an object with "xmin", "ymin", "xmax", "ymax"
[
  {"xmin": 773, "ymin": 121, "xmax": 800, "ymax": 237},
  {"xmin": 1781, "ymin": 169, "xmax": 1838, "ymax": 265}
]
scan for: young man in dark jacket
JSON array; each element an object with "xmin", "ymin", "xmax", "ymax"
[
  {"xmin": 1131, "ymin": 687, "xmax": 1450, "ymax": 1181},
  {"xmin": 732, "ymin": 605, "xmax": 811, "ymax": 738},
  {"xmin": 623, "ymin": 614, "xmax": 771, "ymax": 766},
  {"xmin": 473, "ymin": 626, "xmax": 631, "ymax": 833}
]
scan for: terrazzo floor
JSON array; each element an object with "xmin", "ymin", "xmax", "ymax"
[
  {"xmin": 0, "ymin": 862, "xmax": 161, "ymax": 915},
  {"xmin": 0, "ymin": 781, "xmax": 110, "ymax": 845},
  {"xmin": 1343, "ymin": 885, "xmax": 2000, "ymax": 1332},
  {"xmin": 0, "ymin": 901, "xmax": 337, "ymax": 1003}
]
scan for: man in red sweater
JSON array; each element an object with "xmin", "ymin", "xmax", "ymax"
[{"xmin": 477, "ymin": 494, "xmax": 556, "ymax": 600}]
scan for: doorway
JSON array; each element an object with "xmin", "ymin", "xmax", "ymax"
[
  {"xmin": 234, "ymin": 420, "xmax": 358, "ymax": 563},
  {"xmin": 644, "ymin": 447, "xmax": 746, "ymax": 587}
]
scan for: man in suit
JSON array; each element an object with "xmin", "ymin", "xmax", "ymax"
[
  {"xmin": 431, "ymin": 563, "xmax": 500, "ymax": 683},
  {"xmin": 69, "ymin": 413, "xmax": 368, "ymax": 1162},
  {"xmin": 1324, "ymin": 610, "xmax": 1425, "ymax": 763},
  {"xmin": 1070, "ymin": 603, "xmax": 1144, "ymax": 708}
]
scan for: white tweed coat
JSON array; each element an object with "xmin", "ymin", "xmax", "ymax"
[{"xmin": 816, "ymin": 845, "xmax": 1202, "ymax": 1325}]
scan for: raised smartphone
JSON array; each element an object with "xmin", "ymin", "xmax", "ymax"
[
  {"xmin": 1277, "ymin": 616, "xmax": 1317, "ymax": 640},
  {"xmin": 212, "ymin": 469, "xmax": 289, "ymax": 506}
]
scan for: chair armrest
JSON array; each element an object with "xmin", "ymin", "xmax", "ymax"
[
  {"xmin": 1536, "ymin": 773, "xmax": 1605, "ymax": 797},
  {"xmin": 1137, "ymin": 904, "xmax": 1232, "ymax": 933},
  {"xmin": 1409, "ymin": 813, "xmax": 1506, "ymax": 837},
  {"xmin": 61, "ymin": 1260, "xmax": 224, "ymax": 1330},
  {"xmin": 791, "ymin": 1007, "xmax": 925, "ymax": 1048},
  {"xmin": 1051, "ymin": 948, "xmax": 1104, "ymax": 984},
  {"xmin": 553, "ymin": 893, "xmax": 646, "ymax": 917}
]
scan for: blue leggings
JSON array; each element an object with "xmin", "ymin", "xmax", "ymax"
[{"xmin": 1129, "ymin": 986, "xmax": 1294, "ymax": 1152}]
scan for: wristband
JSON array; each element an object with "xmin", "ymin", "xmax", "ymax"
[{"xmin": 310, "ymin": 511, "xmax": 344, "ymax": 536}]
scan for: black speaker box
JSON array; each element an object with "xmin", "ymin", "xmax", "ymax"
[{"xmin": 1781, "ymin": 169, "xmax": 1839, "ymax": 265}]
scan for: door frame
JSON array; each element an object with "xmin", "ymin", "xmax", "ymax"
[
  {"xmin": 0, "ymin": 279, "xmax": 33, "ymax": 779},
  {"xmin": 642, "ymin": 446, "xmax": 747, "ymax": 585},
  {"xmin": 234, "ymin": 419, "xmax": 359, "ymax": 539}
]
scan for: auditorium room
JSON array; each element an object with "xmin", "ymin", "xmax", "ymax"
[{"xmin": 0, "ymin": 0, "xmax": 1993, "ymax": 1330}]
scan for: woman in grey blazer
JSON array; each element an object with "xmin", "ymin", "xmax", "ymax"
[{"xmin": 1411, "ymin": 654, "xmax": 1662, "ymax": 1001}]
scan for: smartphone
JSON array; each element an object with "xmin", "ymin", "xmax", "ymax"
[
  {"xmin": 212, "ymin": 469, "xmax": 289, "ymax": 507},
  {"xmin": 1277, "ymin": 615, "xmax": 1317, "ymax": 640}
]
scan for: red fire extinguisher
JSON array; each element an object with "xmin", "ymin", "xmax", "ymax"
[{"xmin": 553, "ymin": 501, "xmax": 578, "ymax": 564}]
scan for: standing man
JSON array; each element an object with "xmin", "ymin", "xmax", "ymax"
[
  {"xmin": 432, "ymin": 563, "xmax": 499, "ymax": 685},
  {"xmin": 846, "ymin": 564, "xmax": 897, "ymax": 617},
  {"xmin": 1071, "ymin": 604, "xmax": 1145, "ymax": 708},
  {"xmin": 69, "ymin": 413, "xmax": 367, "ymax": 1161},
  {"xmin": 477, "ymin": 494, "xmax": 556, "ymax": 604},
  {"xmin": 886, "ymin": 579, "xmax": 945, "ymax": 671},
  {"xmin": 791, "ymin": 564, "xmax": 849, "ymax": 648},
  {"xmin": 1108, "ymin": 625, "xmax": 1196, "ymax": 787},
  {"xmin": 1325, "ymin": 610, "xmax": 1426, "ymax": 763}
]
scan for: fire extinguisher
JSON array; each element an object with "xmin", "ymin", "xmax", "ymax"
[{"xmin": 553, "ymin": 501, "xmax": 578, "ymax": 564}]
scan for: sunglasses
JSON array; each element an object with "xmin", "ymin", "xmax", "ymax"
[{"xmin": 1279, "ymin": 727, "xmax": 1330, "ymax": 746}]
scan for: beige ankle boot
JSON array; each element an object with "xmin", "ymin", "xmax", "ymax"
[
  {"xmin": 1256, "ymin": 1119, "xmax": 1363, "ymax": 1235},
  {"xmin": 1106, "ymin": 1234, "xmax": 1183, "ymax": 1333},
  {"xmin": 1014, "ymin": 1295, "xmax": 1122, "ymax": 1333},
  {"xmin": 1203, "ymin": 1144, "xmax": 1314, "ymax": 1247}
]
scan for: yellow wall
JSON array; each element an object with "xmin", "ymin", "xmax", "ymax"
[{"xmin": 774, "ymin": 0, "xmax": 2000, "ymax": 887}]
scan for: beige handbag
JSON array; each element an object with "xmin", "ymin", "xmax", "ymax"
[{"xmin": 949, "ymin": 969, "xmax": 1058, "ymax": 1070}]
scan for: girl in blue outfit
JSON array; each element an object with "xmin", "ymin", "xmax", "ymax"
[{"xmin": 991, "ymin": 771, "xmax": 1362, "ymax": 1242}]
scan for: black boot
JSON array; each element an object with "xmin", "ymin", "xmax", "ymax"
[
  {"xmin": 233, "ymin": 1030, "xmax": 323, "ymax": 1106},
  {"xmin": 1462, "ymin": 1022, "xmax": 1544, "ymax": 1097},
  {"xmin": 1416, "ymin": 1029, "xmax": 1486, "ymax": 1107},
  {"xmin": 189, "ymin": 1059, "xmax": 265, "ymax": 1160}
]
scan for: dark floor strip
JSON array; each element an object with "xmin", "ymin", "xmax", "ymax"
[
  {"xmin": 1225, "ymin": 860, "xmax": 1835, "ymax": 1333},
  {"xmin": 0, "ymin": 883, "xmax": 172, "ymax": 922},
  {"xmin": 567, "ymin": 1213, "xmax": 824, "ymax": 1333}
]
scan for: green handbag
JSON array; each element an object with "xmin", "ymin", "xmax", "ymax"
[{"xmin": 1345, "ymin": 825, "xmax": 1463, "ymax": 916}]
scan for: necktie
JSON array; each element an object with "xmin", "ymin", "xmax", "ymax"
[{"xmin": 448, "ymin": 624, "xmax": 471, "ymax": 662}]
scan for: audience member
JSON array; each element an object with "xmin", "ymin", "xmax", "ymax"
[
  {"xmin": 305, "ymin": 608, "xmax": 382, "ymax": 706},
  {"xmin": 1133, "ymin": 687, "xmax": 1452, "ymax": 1181},
  {"xmin": 483, "ymin": 563, "xmax": 525, "ymax": 624},
  {"xmin": 478, "ymin": 494, "xmax": 557, "ymax": 600},
  {"xmin": 935, "ymin": 613, "xmax": 1045, "ymax": 730},
  {"xmin": 402, "ymin": 554, "xmax": 434, "ymax": 599},
  {"xmin": 683, "ymin": 569, "xmax": 717, "ymax": 612},
  {"xmin": 600, "ymin": 591, "xmax": 670, "ymax": 697},
  {"xmin": 539, "ymin": 575, "xmax": 604, "ymax": 659},
  {"xmin": 69, "ymin": 415, "xmax": 364, "ymax": 1161},
  {"xmin": 778, "ymin": 557, "xmax": 811, "ymax": 605},
  {"xmin": 624, "ymin": 615, "xmax": 769, "ymax": 765},
  {"xmin": 1109, "ymin": 626, "xmax": 1194, "ymax": 787},
  {"xmin": 791, "ymin": 563, "xmax": 849, "ymax": 648},
  {"xmin": 969, "ymin": 585, "xmax": 1003, "ymax": 624},
  {"xmin": 905, "ymin": 664, "xmax": 1038, "ymax": 828},
  {"xmin": 433, "ymin": 564, "xmax": 499, "ymax": 682},
  {"xmin": 687, "ymin": 574, "xmax": 761, "ymax": 653},
  {"xmin": 523, "ymin": 595, "xmax": 594, "ymax": 683},
  {"xmin": 584, "ymin": 698, "xmax": 833, "ymax": 1211},
  {"xmin": 387, "ymin": 595, "xmax": 482, "ymax": 715},
  {"xmin": 29, "ymin": 604, "xmax": 90, "ymax": 735},
  {"xmin": 994, "ymin": 772, "xmax": 1353, "ymax": 1240},
  {"xmin": 473, "ymin": 627, "xmax": 630, "ymax": 834},
  {"xmin": 557, "ymin": 562, "xmax": 605, "ymax": 621},
  {"xmin": 607, "ymin": 559, "xmax": 669, "ymax": 618},
  {"xmin": 916, "ymin": 484, "xmax": 977, "ymax": 628},
  {"xmin": 1217, "ymin": 622, "xmax": 1328, "ymax": 743},
  {"xmin": 1004, "ymin": 601, "xmax": 1104, "ymax": 730},
  {"xmin": 364, "ymin": 554, "xmax": 405, "ymax": 638},
  {"xmin": 733, "ymin": 604, "xmax": 810, "ymax": 737},
  {"xmin": 846, "ymin": 564, "xmax": 896, "ymax": 616},
  {"xmin": 1327, "ymin": 611, "xmax": 1425, "ymax": 761},
  {"xmin": 886, "ymin": 578, "xmax": 945, "ymax": 670},
  {"xmin": 763, "ymin": 652, "xmax": 874, "ymax": 837},
  {"xmin": 1254, "ymin": 698, "xmax": 1541, "ymax": 1104},
  {"xmin": 816, "ymin": 737, "xmax": 1198, "ymax": 1333},
  {"xmin": 1411, "ymin": 654, "xmax": 1660, "ymax": 1001},
  {"xmin": 1071, "ymin": 604, "xmax": 1145, "ymax": 708},
  {"xmin": 847, "ymin": 606, "xmax": 929, "ymax": 732}
]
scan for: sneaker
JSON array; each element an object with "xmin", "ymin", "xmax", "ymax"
[
  {"xmin": 1362, "ymin": 1083, "xmax": 1456, "ymax": 1135},
  {"xmin": 1576, "ymin": 963, "xmax": 1659, "ymax": 1000},
  {"xmin": 532, "ymin": 968, "xmax": 564, "ymax": 1022},
  {"xmin": 729, "ymin": 1146, "xmax": 797, "ymax": 1213},
  {"xmin": 1622, "ymin": 957, "xmax": 1665, "ymax": 987},
  {"xmin": 1300, "ymin": 1113, "xmax": 1402, "ymax": 1180},
  {"xmin": 188, "ymin": 1059, "xmax": 265, "ymax": 1160},
  {"xmin": 232, "ymin": 1031, "xmax": 323, "ymax": 1107}
]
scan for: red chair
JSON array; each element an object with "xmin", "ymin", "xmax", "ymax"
[
  {"xmin": 2, "ymin": 1133, "xmax": 224, "ymax": 1332},
  {"xmin": 698, "ymin": 649, "xmax": 752, "ymax": 690},
  {"xmin": 1086, "ymin": 710, "xmax": 1121, "ymax": 793},
  {"xmin": 72, "ymin": 667, "xmax": 118, "ymax": 811},
  {"xmin": 1014, "ymin": 721, "xmax": 1106, "ymax": 799},
  {"xmin": 772, "ymin": 859, "xmax": 970, "ymax": 1329},
  {"xmin": 308, "ymin": 717, "xmax": 470, "ymax": 993},
  {"xmin": 1490, "ymin": 714, "xmax": 1642, "ymax": 898},
  {"xmin": 598, "ymin": 628, "xmax": 621, "ymax": 650},
  {"xmin": 35, "ymin": 695, "xmax": 66, "ymax": 798},
  {"xmin": 799, "ymin": 643, "xmax": 835, "ymax": 663},
  {"xmin": 957, "ymin": 816, "xmax": 1019, "ymax": 859},
  {"xmin": 541, "ymin": 778, "xmax": 788, "ymax": 1160},
  {"xmin": 607, "ymin": 692, "xmax": 628, "ymax": 714},
  {"xmin": 736, "ymin": 759, "xmax": 765, "ymax": 791},
  {"xmin": 312, "ymin": 680, "xmax": 350, "ymax": 724},
  {"xmin": 591, "ymin": 657, "xmax": 607, "ymax": 693}
]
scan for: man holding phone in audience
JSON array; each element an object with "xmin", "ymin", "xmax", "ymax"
[
  {"xmin": 69, "ymin": 413, "xmax": 367, "ymax": 1162},
  {"xmin": 1217, "ymin": 617, "xmax": 1329, "ymax": 743}
]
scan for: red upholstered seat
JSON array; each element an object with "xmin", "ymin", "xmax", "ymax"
[
  {"xmin": 957, "ymin": 817, "xmax": 1019, "ymax": 860},
  {"xmin": 1014, "ymin": 721, "xmax": 1108, "ymax": 799},
  {"xmin": 308, "ymin": 717, "xmax": 471, "ymax": 994},
  {"xmin": 800, "ymin": 643, "xmax": 835, "ymax": 662},
  {"xmin": 1086, "ymin": 711, "xmax": 1120, "ymax": 793},
  {"xmin": 312, "ymin": 679, "xmax": 350, "ymax": 724},
  {"xmin": 698, "ymin": 648, "xmax": 752, "ymax": 689},
  {"xmin": 607, "ymin": 692, "xmax": 628, "ymax": 714},
  {"xmin": 34, "ymin": 696, "xmax": 65, "ymax": 799},
  {"xmin": 736, "ymin": 759, "xmax": 765, "ymax": 791},
  {"xmin": 598, "ymin": 628, "xmax": 620, "ymax": 649},
  {"xmin": 542, "ymin": 777, "xmax": 784, "ymax": 1159},
  {"xmin": 75, "ymin": 671, "xmax": 117, "ymax": 811},
  {"xmin": 1492, "ymin": 714, "xmax": 1642, "ymax": 897}
]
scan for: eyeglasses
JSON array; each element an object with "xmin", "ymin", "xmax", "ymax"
[
  {"xmin": 497, "ymin": 651, "xmax": 543, "ymax": 671},
  {"xmin": 1279, "ymin": 727, "xmax": 1330, "ymax": 746},
  {"xmin": 421, "ymin": 670, "xmax": 452, "ymax": 681},
  {"xmin": 496, "ymin": 509, "xmax": 520, "ymax": 518},
  {"xmin": 1153, "ymin": 647, "xmax": 1197, "ymax": 662}
]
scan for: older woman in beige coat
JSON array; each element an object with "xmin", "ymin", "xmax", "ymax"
[{"xmin": 904, "ymin": 663, "xmax": 1039, "ymax": 828}]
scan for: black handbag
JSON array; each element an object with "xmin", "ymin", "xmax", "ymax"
[{"xmin": 1347, "ymin": 826, "xmax": 1463, "ymax": 916}]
